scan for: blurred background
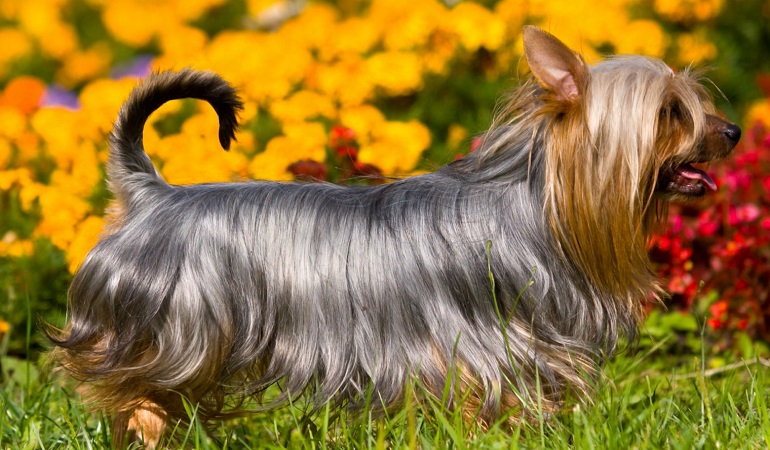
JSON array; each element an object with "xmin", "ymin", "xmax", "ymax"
[{"xmin": 0, "ymin": 0, "xmax": 768, "ymax": 364}]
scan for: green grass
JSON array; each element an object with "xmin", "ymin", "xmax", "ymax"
[{"xmin": 2, "ymin": 340, "xmax": 770, "ymax": 449}]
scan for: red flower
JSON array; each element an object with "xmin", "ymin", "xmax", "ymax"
[
  {"xmin": 288, "ymin": 160, "xmax": 328, "ymax": 182},
  {"xmin": 728, "ymin": 204, "xmax": 761, "ymax": 226},
  {"xmin": 330, "ymin": 125, "xmax": 356, "ymax": 147},
  {"xmin": 706, "ymin": 318, "xmax": 723, "ymax": 330},
  {"xmin": 335, "ymin": 145, "xmax": 358, "ymax": 159},
  {"xmin": 470, "ymin": 136, "xmax": 483, "ymax": 152},
  {"xmin": 710, "ymin": 300, "xmax": 728, "ymax": 321}
]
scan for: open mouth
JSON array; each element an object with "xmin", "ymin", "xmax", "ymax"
[{"xmin": 657, "ymin": 162, "xmax": 717, "ymax": 197}]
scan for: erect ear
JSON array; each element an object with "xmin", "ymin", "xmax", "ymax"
[{"xmin": 522, "ymin": 26, "xmax": 587, "ymax": 104}]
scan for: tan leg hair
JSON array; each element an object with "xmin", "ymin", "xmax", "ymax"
[{"xmin": 113, "ymin": 400, "xmax": 167, "ymax": 449}]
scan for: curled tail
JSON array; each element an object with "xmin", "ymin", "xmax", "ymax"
[{"xmin": 108, "ymin": 69, "xmax": 243, "ymax": 200}]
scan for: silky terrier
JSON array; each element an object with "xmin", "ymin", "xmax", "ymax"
[{"xmin": 50, "ymin": 26, "xmax": 740, "ymax": 447}]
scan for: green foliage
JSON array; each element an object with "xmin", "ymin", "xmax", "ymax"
[{"xmin": 2, "ymin": 344, "xmax": 770, "ymax": 448}]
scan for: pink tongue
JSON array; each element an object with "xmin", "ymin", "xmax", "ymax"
[{"xmin": 676, "ymin": 164, "xmax": 717, "ymax": 191}]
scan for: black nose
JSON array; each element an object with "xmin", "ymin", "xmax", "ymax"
[{"xmin": 725, "ymin": 124, "xmax": 741, "ymax": 143}]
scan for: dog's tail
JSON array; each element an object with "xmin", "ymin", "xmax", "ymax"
[{"xmin": 108, "ymin": 69, "xmax": 242, "ymax": 200}]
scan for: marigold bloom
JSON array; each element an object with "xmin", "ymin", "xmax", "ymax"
[
  {"xmin": 58, "ymin": 45, "xmax": 113, "ymax": 87},
  {"xmin": 0, "ymin": 28, "xmax": 32, "ymax": 69},
  {"xmin": 614, "ymin": 21, "xmax": 667, "ymax": 58},
  {"xmin": 31, "ymin": 108, "xmax": 82, "ymax": 162},
  {"xmin": 677, "ymin": 32, "xmax": 717, "ymax": 65},
  {"xmin": 158, "ymin": 133, "xmax": 249, "ymax": 185},
  {"xmin": 338, "ymin": 105, "xmax": 386, "ymax": 146},
  {"xmin": 0, "ymin": 107, "xmax": 27, "ymax": 141},
  {"xmin": 34, "ymin": 188, "xmax": 91, "ymax": 249},
  {"xmin": 249, "ymin": 122, "xmax": 327, "ymax": 181},
  {"xmin": 102, "ymin": 0, "xmax": 171, "ymax": 46},
  {"xmin": 449, "ymin": 2, "xmax": 505, "ymax": 52},
  {"xmin": 0, "ymin": 139, "xmax": 10, "ymax": 167},
  {"xmin": 0, "ymin": 237, "xmax": 33, "ymax": 258},
  {"xmin": 366, "ymin": 51, "xmax": 424, "ymax": 96},
  {"xmin": 157, "ymin": 25, "xmax": 208, "ymax": 64},
  {"xmin": 270, "ymin": 90, "xmax": 336, "ymax": 124},
  {"xmin": 654, "ymin": 0, "xmax": 723, "ymax": 22},
  {"xmin": 0, "ymin": 77, "xmax": 45, "ymax": 115},
  {"xmin": 205, "ymin": 32, "xmax": 311, "ymax": 102},
  {"xmin": 357, "ymin": 120, "xmax": 431, "ymax": 174},
  {"xmin": 370, "ymin": 0, "xmax": 445, "ymax": 51},
  {"xmin": 67, "ymin": 215, "xmax": 106, "ymax": 273},
  {"xmin": 317, "ymin": 17, "xmax": 380, "ymax": 61},
  {"xmin": 309, "ymin": 56, "xmax": 374, "ymax": 106},
  {"xmin": 746, "ymin": 100, "xmax": 770, "ymax": 129},
  {"xmin": 79, "ymin": 78, "xmax": 139, "ymax": 135}
]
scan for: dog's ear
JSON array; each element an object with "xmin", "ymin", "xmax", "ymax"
[{"xmin": 522, "ymin": 26, "xmax": 587, "ymax": 104}]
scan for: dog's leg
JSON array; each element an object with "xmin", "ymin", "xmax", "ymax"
[{"xmin": 113, "ymin": 400, "xmax": 167, "ymax": 449}]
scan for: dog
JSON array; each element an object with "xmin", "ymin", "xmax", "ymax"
[{"xmin": 49, "ymin": 26, "xmax": 740, "ymax": 447}]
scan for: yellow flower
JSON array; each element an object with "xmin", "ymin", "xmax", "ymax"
[
  {"xmin": 677, "ymin": 32, "xmax": 717, "ymax": 65},
  {"xmin": 358, "ymin": 120, "xmax": 431, "ymax": 175},
  {"xmin": 48, "ymin": 141, "xmax": 102, "ymax": 197},
  {"xmin": 270, "ymin": 90, "xmax": 336, "ymax": 124},
  {"xmin": 0, "ymin": 232, "xmax": 33, "ymax": 258},
  {"xmin": 57, "ymin": 44, "xmax": 112, "ymax": 87},
  {"xmin": 369, "ymin": 0, "xmax": 446, "ymax": 51},
  {"xmin": 79, "ymin": 78, "xmax": 139, "ymax": 135},
  {"xmin": 157, "ymin": 25, "xmax": 208, "ymax": 62},
  {"xmin": 338, "ymin": 105, "xmax": 385, "ymax": 145},
  {"xmin": 157, "ymin": 134, "xmax": 248, "ymax": 185},
  {"xmin": 67, "ymin": 215, "xmax": 105, "ymax": 273},
  {"xmin": 310, "ymin": 55, "xmax": 374, "ymax": 106},
  {"xmin": 446, "ymin": 124, "xmax": 469, "ymax": 150},
  {"xmin": 174, "ymin": 0, "xmax": 228, "ymax": 19},
  {"xmin": 449, "ymin": 2, "xmax": 505, "ymax": 52},
  {"xmin": 614, "ymin": 20, "xmax": 667, "ymax": 58},
  {"xmin": 102, "ymin": 0, "xmax": 171, "ymax": 47},
  {"xmin": 317, "ymin": 17, "xmax": 380, "ymax": 61},
  {"xmin": 278, "ymin": 3, "xmax": 339, "ymax": 50},
  {"xmin": 18, "ymin": 177, "xmax": 44, "ymax": 210},
  {"xmin": 246, "ymin": 0, "xmax": 284, "ymax": 16},
  {"xmin": 282, "ymin": 121, "xmax": 327, "ymax": 159},
  {"xmin": 248, "ymin": 138, "xmax": 295, "ymax": 181},
  {"xmin": 366, "ymin": 51, "xmax": 424, "ymax": 96},
  {"xmin": 0, "ymin": 138, "xmax": 10, "ymax": 167},
  {"xmin": 0, "ymin": 106, "xmax": 26, "ymax": 141},
  {"xmin": 654, "ymin": 0, "xmax": 723, "ymax": 22},
  {"xmin": 0, "ymin": 28, "xmax": 32, "ymax": 68},
  {"xmin": 0, "ymin": 0, "xmax": 22, "ymax": 19},
  {"xmin": 31, "ymin": 108, "xmax": 82, "ymax": 166},
  {"xmin": 35, "ymin": 188, "xmax": 91, "ymax": 250},
  {"xmin": 204, "ymin": 31, "xmax": 312, "ymax": 103},
  {"xmin": 494, "ymin": 0, "xmax": 528, "ymax": 32},
  {"xmin": 0, "ymin": 168, "xmax": 33, "ymax": 191},
  {"xmin": 746, "ymin": 100, "xmax": 770, "ymax": 129},
  {"xmin": 248, "ymin": 122, "xmax": 327, "ymax": 180},
  {"xmin": 16, "ymin": 0, "xmax": 78, "ymax": 58},
  {"xmin": 421, "ymin": 27, "xmax": 458, "ymax": 75}
]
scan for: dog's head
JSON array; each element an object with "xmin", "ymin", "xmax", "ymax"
[
  {"xmin": 516, "ymin": 25, "xmax": 739, "ymax": 297},
  {"xmin": 522, "ymin": 25, "xmax": 740, "ymax": 206}
]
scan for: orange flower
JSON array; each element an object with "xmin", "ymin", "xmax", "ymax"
[
  {"xmin": 0, "ymin": 77, "xmax": 45, "ymax": 115},
  {"xmin": 67, "ymin": 215, "xmax": 106, "ymax": 273}
]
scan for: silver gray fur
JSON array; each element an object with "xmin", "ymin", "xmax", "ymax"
[{"xmin": 53, "ymin": 69, "xmax": 638, "ymax": 425}]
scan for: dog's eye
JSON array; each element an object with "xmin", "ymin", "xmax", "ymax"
[{"xmin": 659, "ymin": 102, "xmax": 682, "ymax": 122}]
